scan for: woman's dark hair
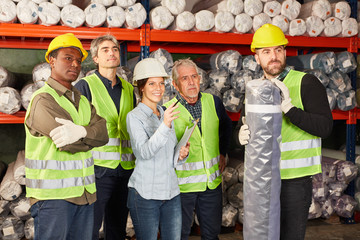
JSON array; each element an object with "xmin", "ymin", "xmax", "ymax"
[{"xmin": 137, "ymin": 78, "xmax": 148, "ymax": 98}]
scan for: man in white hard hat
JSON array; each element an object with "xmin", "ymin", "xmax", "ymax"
[
  {"xmin": 75, "ymin": 34, "xmax": 136, "ymax": 240},
  {"xmin": 164, "ymin": 58, "xmax": 232, "ymax": 240},
  {"xmin": 25, "ymin": 33, "xmax": 109, "ymax": 240},
  {"xmin": 237, "ymin": 24, "xmax": 333, "ymax": 240}
]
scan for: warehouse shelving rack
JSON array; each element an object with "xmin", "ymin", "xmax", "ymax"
[{"xmin": 0, "ymin": 0, "xmax": 358, "ymax": 222}]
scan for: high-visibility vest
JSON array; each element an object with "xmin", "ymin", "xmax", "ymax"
[
  {"xmin": 281, "ymin": 70, "xmax": 322, "ymax": 179},
  {"xmin": 83, "ymin": 74, "xmax": 135, "ymax": 170},
  {"xmin": 25, "ymin": 83, "xmax": 96, "ymax": 200},
  {"xmin": 164, "ymin": 93, "xmax": 221, "ymax": 193}
]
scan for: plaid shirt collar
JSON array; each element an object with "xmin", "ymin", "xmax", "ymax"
[{"xmin": 276, "ymin": 66, "xmax": 292, "ymax": 81}]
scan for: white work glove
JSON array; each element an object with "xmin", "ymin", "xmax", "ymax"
[
  {"xmin": 238, "ymin": 117, "xmax": 250, "ymax": 145},
  {"xmin": 271, "ymin": 78, "xmax": 294, "ymax": 114},
  {"xmin": 49, "ymin": 117, "xmax": 87, "ymax": 148}
]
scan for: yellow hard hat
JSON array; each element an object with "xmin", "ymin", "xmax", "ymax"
[
  {"xmin": 45, "ymin": 33, "xmax": 88, "ymax": 63},
  {"xmin": 250, "ymin": 24, "xmax": 288, "ymax": 52}
]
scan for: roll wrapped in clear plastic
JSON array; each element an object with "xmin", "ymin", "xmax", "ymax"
[{"xmin": 0, "ymin": 87, "xmax": 21, "ymax": 115}]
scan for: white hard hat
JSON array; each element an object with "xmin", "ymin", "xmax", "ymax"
[{"xmin": 133, "ymin": 58, "xmax": 169, "ymax": 84}]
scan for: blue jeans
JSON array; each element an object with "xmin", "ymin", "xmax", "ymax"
[
  {"xmin": 127, "ymin": 187, "xmax": 182, "ymax": 240},
  {"xmin": 280, "ymin": 176, "xmax": 312, "ymax": 240},
  {"xmin": 180, "ymin": 184, "xmax": 222, "ymax": 240},
  {"xmin": 30, "ymin": 200, "xmax": 94, "ymax": 240}
]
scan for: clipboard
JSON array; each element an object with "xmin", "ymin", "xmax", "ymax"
[{"xmin": 174, "ymin": 119, "xmax": 199, "ymax": 160}]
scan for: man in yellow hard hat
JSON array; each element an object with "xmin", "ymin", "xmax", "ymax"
[
  {"xmin": 24, "ymin": 33, "xmax": 109, "ymax": 240},
  {"xmin": 236, "ymin": 24, "xmax": 333, "ymax": 239}
]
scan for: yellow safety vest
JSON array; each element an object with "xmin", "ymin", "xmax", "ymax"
[
  {"xmin": 83, "ymin": 74, "xmax": 135, "ymax": 170},
  {"xmin": 281, "ymin": 70, "xmax": 322, "ymax": 179},
  {"xmin": 164, "ymin": 93, "xmax": 221, "ymax": 193},
  {"xmin": 25, "ymin": 83, "xmax": 96, "ymax": 200}
]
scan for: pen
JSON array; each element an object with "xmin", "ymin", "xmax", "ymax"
[{"xmin": 174, "ymin": 99, "xmax": 180, "ymax": 106}]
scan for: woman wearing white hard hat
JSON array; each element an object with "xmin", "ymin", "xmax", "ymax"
[{"xmin": 126, "ymin": 57, "xmax": 190, "ymax": 240}]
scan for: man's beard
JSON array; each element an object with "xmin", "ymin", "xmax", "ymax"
[{"xmin": 263, "ymin": 61, "xmax": 286, "ymax": 78}]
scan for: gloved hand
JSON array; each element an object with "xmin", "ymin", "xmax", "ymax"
[
  {"xmin": 49, "ymin": 117, "xmax": 87, "ymax": 148},
  {"xmin": 270, "ymin": 78, "xmax": 294, "ymax": 114},
  {"xmin": 238, "ymin": 117, "xmax": 250, "ymax": 145}
]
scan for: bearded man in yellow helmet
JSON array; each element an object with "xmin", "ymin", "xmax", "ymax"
[
  {"xmin": 236, "ymin": 24, "xmax": 333, "ymax": 240},
  {"xmin": 24, "ymin": 33, "xmax": 108, "ymax": 240}
]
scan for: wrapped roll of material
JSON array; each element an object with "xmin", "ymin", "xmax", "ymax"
[
  {"xmin": 32, "ymin": 62, "xmax": 51, "ymax": 87},
  {"xmin": 233, "ymin": 13, "xmax": 252, "ymax": 33},
  {"xmin": 341, "ymin": 18, "xmax": 358, "ymax": 37},
  {"xmin": 32, "ymin": 0, "xmax": 47, "ymax": 3},
  {"xmin": 223, "ymin": 88, "xmax": 243, "ymax": 113},
  {"xmin": 0, "ymin": 200, "xmax": 10, "ymax": 218},
  {"xmin": 171, "ymin": 11, "xmax": 195, "ymax": 31},
  {"xmin": 0, "ymin": 87, "xmax": 21, "ymax": 115},
  {"xmin": 226, "ymin": 0, "xmax": 244, "ymax": 15},
  {"xmin": 286, "ymin": 52, "xmax": 335, "ymax": 74},
  {"xmin": 242, "ymin": 55, "xmax": 260, "ymax": 73},
  {"xmin": 116, "ymin": 66, "xmax": 133, "ymax": 83},
  {"xmin": 334, "ymin": 194, "xmax": 357, "ymax": 218},
  {"xmin": 322, "ymin": 17, "xmax": 341, "ymax": 37},
  {"xmin": 161, "ymin": 0, "xmax": 185, "ymax": 15},
  {"xmin": 198, "ymin": 67, "xmax": 210, "ymax": 91},
  {"xmin": 244, "ymin": 79, "xmax": 281, "ymax": 240},
  {"xmin": 264, "ymin": 0, "xmax": 281, "ymax": 18},
  {"xmin": 321, "ymin": 199, "xmax": 334, "ymax": 219},
  {"xmin": 195, "ymin": 10, "xmax": 215, "ymax": 31},
  {"xmin": 312, "ymin": 173, "xmax": 329, "ymax": 202},
  {"xmin": 149, "ymin": 48, "xmax": 173, "ymax": 75},
  {"xmin": 299, "ymin": 0, "xmax": 331, "ymax": 20},
  {"xmin": 51, "ymin": 0, "xmax": 72, "ymax": 8},
  {"xmin": 190, "ymin": 0, "xmax": 223, "ymax": 13},
  {"xmin": 253, "ymin": 13, "xmax": 272, "ymax": 31},
  {"xmin": 289, "ymin": 19, "xmax": 306, "ymax": 36},
  {"xmin": 305, "ymin": 16, "xmax": 324, "ymax": 37},
  {"xmin": 244, "ymin": 0, "xmax": 263, "ymax": 17},
  {"xmin": 281, "ymin": 0, "xmax": 301, "ymax": 21},
  {"xmin": 60, "ymin": 4, "xmax": 85, "ymax": 28},
  {"xmin": 195, "ymin": 50, "xmax": 242, "ymax": 74},
  {"xmin": 9, "ymin": 195, "xmax": 31, "ymax": 220},
  {"xmin": 335, "ymin": 157, "xmax": 358, "ymax": 183},
  {"xmin": 214, "ymin": 11, "xmax": 234, "ymax": 33},
  {"xmin": 38, "ymin": 2, "xmax": 61, "ymax": 26},
  {"xmin": 335, "ymin": 51, "xmax": 357, "ymax": 74},
  {"xmin": 92, "ymin": 0, "xmax": 115, "ymax": 7},
  {"xmin": 308, "ymin": 198, "xmax": 322, "ymax": 219},
  {"xmin": 150, "ymin": 6, "xmax": 174, "ymax": 30},
  {"xmin": 304, "ymin": 69, "xmax": 330, "ymax": 87},
  {"xmin": 337, "ymin": 90, "xmax": 356, "ymax": 111},
  {"xmin": 222, "ymin": 204, "xmax": 239, "ymax": 227},
  {"xmin": 272, "ymin": 15, "xmax": 289, "ymax": 33},
  {"xmin": 230, "ymin": 69, "xmax": 254, "ymax": 94},
  {"xmin": 21, "ymin": 83, "xmax": 39, "ymax": 110},
  {"xmin": 320, "ymin": 156, "xmax": 338, "ymax": 184},
  {"xmin": 106, "ymin": 6, "xmax": 125, "ymax": 28},
  {"xmin": 237, "ymin": 161, "xmax": 245, "ymax": 182},
  {"xmin": 238, "ymin": 207, "xmax": 244, "ymax": 224},
  {"xmin": 227, "ymin": 182, "xmax": 243, "ymax": 209},
  {"xmin": 13, "ymin": 150, "xmax": 26, "ymax": 185},
  {"xmin": 0, "ymin": 215, "xmax": 25, "ymax": 240},
  {"xmin": 125, "ymin": 3, "xmax": 147, "ymax": 29},
  {"xmin": 204, "ymin": 87, "xmax": 223, "ymax": 99},
  {"xmin": 24, "ymin": 218, "xmax": 34, "ymax": 240},
  {"xmin": 16, "ymin": 0, "xmax": 39, "ymax": 24},
  {"xmin": 331, "ymin": 1, "xmax": 351, "ymax": 21},
  {"xmin": 116, "ymin": 0, "xmax": 136, "ymax": 8},
  {"xmin": 0, "ymin": 162, "xmax": 22, "ymax": 201},
  {"xmin": 0, "ymin": 66, "xmax": 16, "ymax": 88},
  {"xmin": 222, "ymin": 167, "xmax": 239, "ymax": 190},
  {"xmin": 84, "ymin": 3, "xmax": 106, "ymax": 27},
  {"xmin": 0, "ymin": 0, "xmax": 17, "ymax": 23},
  {"xmin": 328, "ymin": 70, "xmax": 352, "ymax": 93},
  {"xmin": 208, "ymin": 70, "xmax": 231, "ymax": 93}
]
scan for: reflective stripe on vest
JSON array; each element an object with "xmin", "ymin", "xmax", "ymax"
[
  {"xmin": 83, "ymin": 74, "xmax": 135, "ymax": 169},
  {"xmin": 176, "ymin": 156, "xmax": 219, "ymax": 171},
  {"xmin": 26, "ymin": 157, "xmax": 94, "ymax": 170},
  {"xmin": 26, "ymin": 175, "xmax": 95, "ymax": 189}
]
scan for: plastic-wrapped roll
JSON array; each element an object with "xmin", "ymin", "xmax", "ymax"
[
  {"xmin": 208, "ymin": 69, "xmax": 231, "ymax": 93},
  {"xmin": 0, "ymin": 162, "xmax": 22, "ymax": 201},
  {"xmin": 171, "ymin": 11, "xmax": 195, "ymax": 31},
  {"xmin": 92, "ymin": 0, "xmax": 115, "ymax": 7},
  {"xmin": 116, "ymin": 0, "xmax": 136, "ymax": 8},
  {"xmin": 244, "ymin": 0, "xmax": 263, "ymax": 17},
  {"xmin": 60, "ymin": 4, "xmax": 85, "ymax": 28},
  {"xmin": 159, "ymin": 78, "xmax": 176, "ymax": 106},
  {"xmin": 334, "ymin": 194, "xmax": 357, "ymax": 218},
  {"xmin": 214, "ymin": 11, "xmax": 234, "ymax": 33},
  {"xmin": 299, "ymin": 0, "xmax": 331, "ymax": 21},
  {"xmin": 331, "ymin": 1, "xmax": 351, "ymax": 21},
  {"xmin": 9, "ymin": 195, "xmax": 31, "ymax": 220},
  {"xmin": 16, "ymin": 0, "xmax": 39, "ymax": 24},
  {"xmin": 242, "ymin": 55, "xmax": 260, "ymax": 73},
  {"xmin": 125, "ymin": 3, "xmax": 147, "ymax": 29},
  {"xmin": 305, "ymin": 16, "xmax": 324, "ymax": 37},
  {"xmin": 222, "ymin": 204, "xmax": 238, "ymax": 227},
  {"xmin": 264, "ymin": 1, "xmax": 281, "ymax": 18},
  {"xmin": 0, "ymin": 200, "xmax": 10, "ymax": 218},
  {"xmin": 233, "ymin": 13, "xmax": 252, "ymax": 33},
  {"xmin": 0, "ymin": 0, "xmax": 17, "ymax": 23},
  {"xmin": 32, "ymin": 62, "xmax": 51, "ymax": 87},
  {"xmin": 84, "ymin": 3, "xmax": 106, "ymax": 27},
  {"xmin": 237, "ymin": 161, "xmax": 245, "ymax": 182},
  {"xmin": 286, "ymin": 52, "xmax": 335, "ymax": 74},
  {"xmin": 150, "ymin": 6, "xmax": 174, "ymax": 30},
  {"xmin": 281, "ymin": 0, "xmax": 301, "ymax": 21},
  {"xmin": 195, "ymin": 50, "xmax": 242, "ymax": 74},
  {"xmin": 254, "ymin": 70, "xmax": 264, "ymax": 79},
  {"xmin": 194, "ymin": 10, "xmax": 215, "ymax": 31},
  {"xmin": 329, "ymin": 181, "xmax": 347, "ymax": 199},
  {"xmin": 253, "ymin": 13, "xmax": 272, "ymax": 31},
  {"xmin": 312, "ymin": 174, "xmax": 329, "ymax": 202},
  {"xmin": 38, "ymin": 2, "xmax": 61, "ymax": 26},
  {"xmin": 0, "ymin": 87, "xmax": 21, "ymax": 115},
  {"xmin": 13, "ymin": 150, "xmax": 25, "ymax": 185},
  {"xmin": 24, "ymin": 218, "xmax": 34, "ymax": 240},
  {"xmin": 51, "ymin": 0, "xmax": 72, "ymax": 8},
  {"xmin": 106, "ymin": 6, "xmax": 125, "ymax": 28},
  {"xmin": 0, "ymin": 215, "xmax": 25, "ymax": 240},
  {"xmin": 304, "ymin": 69, "xmax": 330, "ymax": 87},
  {"xmin": 321, "ymin": 17, "xmax": 341, "ymax": 37},
  {"xmin": 244, "ymin": 79, "xmax": 281, "ymax": 240},
  {"xmin": 328, "ymin": 70, "xmax": 352, "ymax": 93},
  {"xmin": 190, "ymin": 0, "xmax": 223, "ymax": 13},
  {"xmin": 335, "ymin": 51, "xmax": 357, "ymax": 74},
  {"xmin": 230, "ymin": 69, "xmax": 254, "ymax": 94},
  {"xmin": 341, "ymin": 18, "xmax": 358, "ymax": 37},
  {"xmin": 237, "ymin": 207, "xmax": 244, "ymax": 224},
  {"xmin": 320, "ymin": 156, "xmax": 337, "ymax": 184},
  {"xmin": 308, "ymin": 198, "xmax": 322, "ymax": 219},
  {"xmin": 149, "ymin": 48, "xmax": 173, "ymax": 75},
  {"xmin": 21, "ymin": 83, "xmax": 38, "ymax": 110},
  {"xmin": 161, "ymin": 0, "xmax": 185, "ymax": 16},
  {"xmin": 289, "ymin": 19, "xmax": 306, "ymax": 36},
  {"xmin": 321, "ymin": 199, "xmax": 334, "ymax": 219},
  {"xmin": 116, "ymin": 66, "xmax": 133, "ymax": 83},
  {"xmin": 335, "ymin": 158, "xmax": 358, "ymax": 183},
  {"xmin": 272, "ymin": 15, "xmax": 289, "ymax": 33},
  {"xmin": 226, "ymin": 0, "xmax": 244, "ymax": 15},
  {"xmin": 227, "ymin": 182, "xmax": 243, "ymax": 209},
  {"xmin": 198, "ymin": 67, "xmax": 209, "ymax": 91},
  {"xmin": 222, "ymin": 167, "xmax": 238, "ymax": 190},
  {"xmin": 32, "ymin": 0, "xmax": 47, "ymax": 4},
  {"xmin": 223, "ymin": 88, "xmax": 243, "ymax": 113},
  {"xmin": 0, "ymin": 66, "xmax": 16, "ymax": 88},
  {"xmin": 203, "ymin": 87, "xmax": 222, "ymax": 99}
]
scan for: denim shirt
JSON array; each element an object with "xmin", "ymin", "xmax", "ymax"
[{"xmin": 126, "ymin": 103, "xmax": 186, "ymax": 200}]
